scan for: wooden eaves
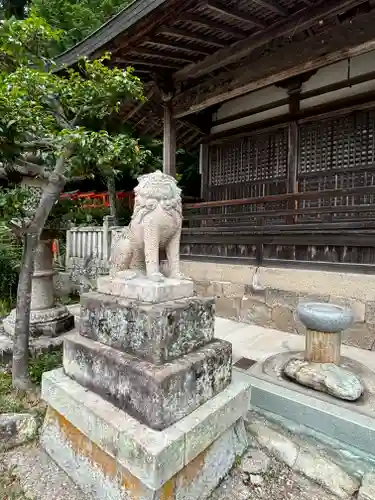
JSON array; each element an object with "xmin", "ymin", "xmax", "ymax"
[{"xmin": 55, "ymin": 0, "xmax": 375, "ymax": 148}]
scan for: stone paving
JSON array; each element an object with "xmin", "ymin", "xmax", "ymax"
[{"xmin": 210, "ymin": 449, "xmax": 340, "ymax": 500}]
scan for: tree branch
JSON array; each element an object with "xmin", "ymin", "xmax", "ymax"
[
  {"xmin": 24, "ymin": 144, "xmax": 75, "ymax": 235},
  {"xmin": 43, "ymin": 96, "xmax": 71, "ymax": 130}
]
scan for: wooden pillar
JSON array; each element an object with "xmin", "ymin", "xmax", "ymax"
[
  {"xmin": 287, "ymin": 122, "xmax": 298, "ymax": 193},
  {"xmin": 305, "ymin": 329, "xmax": 341, "ymax": 364},
  {"xmin": 286, "ymin": 82, "xmax": 301, "ymax": 225},
  {"xmin": 163, "ymin": 98, "xmax": 176, "ymax": 177},
  {"xmin": 199, "ymin": 143, "xmax": 209, "ymax": 200}
]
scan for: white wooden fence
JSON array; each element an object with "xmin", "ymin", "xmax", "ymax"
[{"xmin": 65, "ymin": 216, "xmax": 123, "ymax": 272}]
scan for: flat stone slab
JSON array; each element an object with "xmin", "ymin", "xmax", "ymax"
[
  {"xmin": 245, "ymin": 351, "xmax": 375, "ymax": 456},
  {"xmin": 284, "ymin": 358, "xmax": 364, "ymax": 401},
  {"xmin": 359, "ymin": 471, "xmax": 375, "ymax": 500},
  {"xmin": 80, "ymin": 292, "xmax": 215, "ymax": 364},
  {"xmin": 97, "ymin": 275, "xmax": 194, "ymax": 303},
  {"xmin": 41, "ymin": 368, "xmax": 250, "ymax": 497},
  {"xmin": 63, "ymin": 333, "xmax": 232, "ymax": 430}
]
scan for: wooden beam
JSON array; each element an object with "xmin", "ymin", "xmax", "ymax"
[
  {"xmin": 199, "ymin": 143, "xmax": 209, "ymax": 199},
  {"xmin": 174, "ymin": 0, "xmax": 368, "ymax": 81},
  {"xmin": 130, "ymin": 47, "xmax": 196, "ymax": 63},
  {"xmin": 183, "ymin": 14, "xmax": 246, "ymax": 39},
  {"xmin": 163, "ymin": 98, "xmax": 176, "ymax": 177},
  {"xmin": 147, "ymin": 39, "xmax": 213, "ymax": 55},
  {"xmin": 251, "ymin": 0, "xmax": 289, "ymax": 17},
  {"xmin": 205, "ymin": 0, "xmax": 268, "ymax": 29},
  {"xmin": 159, "ymin": 26, "xmax": 226, "ymax": 47}
]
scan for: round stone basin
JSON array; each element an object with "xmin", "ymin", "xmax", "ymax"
[{"xmin": 296, "ymin": 302, "xmax": 354, "ymax": 333}]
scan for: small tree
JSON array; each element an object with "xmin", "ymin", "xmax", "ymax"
[{"xmin": 0, "ymin": 14, "xmax": 149, "ymax": 389}]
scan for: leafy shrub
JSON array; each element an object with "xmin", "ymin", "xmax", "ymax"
[
  {"xmin": 0, "ymin": 228, "xmax": 22, "ymax": 311},
  {"xmin": 28, "ymin": 351, "xmax": 63, "ymax": 385}
]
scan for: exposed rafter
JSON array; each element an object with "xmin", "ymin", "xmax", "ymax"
[
  {"xmin": 177, "ymin": 127, "xmax": 195, "ymax": 142},
  {"xmin": 119, "ymin": 59, "xmax": 182, "ymax": 70},
  {"xmin": 130, "ymin": 47, "xmax": 196, "ymax": 63},
  {"xmin": 158, "ymin": 26, "xmax": 226, "ymax": 47},
  {"xmin": 251, "ymin": 0, "xmax": 289, "ymax": 16},
  {"xmin": 205, "ymin": 0, "xmax": 268, "ymax": 29},
  {"xmin": 123, "ymin": 88, "xmax": 155, "ymax": 121},
  {"xmin": 145, "ymin": 39, "xmax": 213, "ymax": 55},
  {"xmin": 174, "ymin": 0, "xmax": 369, "ymax": 81},
  {"xmin": 183, "ymin": 13, "xmax": 247, "ymax": 39}
]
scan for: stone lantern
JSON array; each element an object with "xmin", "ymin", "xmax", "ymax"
[{"xmin": 3, "ymin": 176, "xmax": 74, "ymax": 337}]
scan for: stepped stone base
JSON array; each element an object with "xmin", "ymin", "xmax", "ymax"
[
  {"xmin": 80, "ymin": 292, "xmax": 215, "ymax": 364},
  {"xmin": 63, "ymin": 333, "xmax": 232, "ymax": 430},
  {"xmin": 41, "ymin": 368, "xmax": 250, "ymax": 500}
]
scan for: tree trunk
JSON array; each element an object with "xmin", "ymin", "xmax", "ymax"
[
  {"xmin": 12, "ymin": 233, "xmax": 38, "ymax": 389},
  {"xmin": 107, "ymin": 173, "xmax": 119, "ymax": 225},
  {"xmin": 12, "ymin": 149, "xmax": 71, "ymax": 388}
]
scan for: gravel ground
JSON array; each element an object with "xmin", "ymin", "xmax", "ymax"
[
  {"xmin": 1, "ymin": 444, "xmax": 346, "ymax": 500},
  {"xmin": 210, "ymin": 448, "xmax": 340, "ymax": 500},
  {"xmin": 3, "ymin": 445, "xmax": 90, "ymax": 500}
]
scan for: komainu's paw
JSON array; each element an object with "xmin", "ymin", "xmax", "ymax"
[
  {"xmin": 170, "ymin": 272, "xmax": 191, "ymax": 280},
  {"xmin": 148, "ymin": 272, "xmax": 165, "ymax": 282},
  {"xmin": 117, "ymin": 270, "xmax": 139, "ymax": 280}
]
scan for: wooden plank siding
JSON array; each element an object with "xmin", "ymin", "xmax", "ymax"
[{"xmin": 182, "ymin": 104, "xmax": 375, "ymax": 272}]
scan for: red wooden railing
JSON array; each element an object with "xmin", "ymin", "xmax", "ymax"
[{"xmin": 60, "ymin": 190, "xmax": 134, "ymax": 209}]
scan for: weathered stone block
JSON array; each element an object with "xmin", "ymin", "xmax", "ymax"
[
  {"xmin": 365, "ymin": 302, "xmax": 375, "ymax": 325},
  {"xmin": 221, "ymin": 282, "xmax": 246, "ymax": 298},
  {"xmin": 0, "ymin": 413, "xmax": 39, "ymax": 452},
  {"xmin": 41, "ymin": 368, "xmax": 250, "ymax": 496},
  {"xmin": 265, "ymin": 289, "xmax": 299, "ymax": 309},
  {"xmin": 271, "ymin": 305, "xmax": 295, "ymax": 332},
  {"xmin": 80, "ymin": 292, "xmax": 215, "ymax": 364},
  {"xmin": 215, "ymin": 296, "xmax": 240, "ymax": 319},
  {"xmin": 42, "ymin": 406, "xmax": 247, "ymax": 500},
  {"xmin": 239, "ymin": 295, "xmax": 270, "ymax": 325},
  {"xmin": 342, "ymin": 323, "xmax": 375, "ymax": 350},
  {"xmin": 97, "ymin": 275, "xmax": 194, "ymax": 303},
  {"xmin": 330, "ymin": 296, "xmax": 365, "ymax": 323},
  {"xmin": 63, "ymin": 333, "xmax": 232, "ymax": 430},
  {"xmin": 265, "ymin": 289, "xmax": 329, "ymax": 310}
]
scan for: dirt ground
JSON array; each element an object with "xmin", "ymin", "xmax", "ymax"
[{"xmin": 0, "ymin": 443, "xmax": 344, "ymax": 500}]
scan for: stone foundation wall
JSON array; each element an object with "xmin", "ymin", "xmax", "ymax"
[{"xmin": 180, "ymin": 261, "xmax": 375, "ymax": 351}]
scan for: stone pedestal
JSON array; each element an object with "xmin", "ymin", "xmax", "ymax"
[
  {"xmin": 283, "ymin": 302, "xmax": 363, "ymax": 401},
  {"xmin": 41, "ymin": 273, "xmax": 250, "ymax": 499},
  {"xmin": 3, "ymin": 238, "xmax": 73, "ymax": 337},
  {"xmin": 297, "ymin": 302, "xmax": 354, "ymax": 364}
]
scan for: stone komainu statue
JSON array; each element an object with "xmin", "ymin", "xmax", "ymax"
[{"xmin": 110, "ymin": 170, "xmax": 184, "ymax": 282}]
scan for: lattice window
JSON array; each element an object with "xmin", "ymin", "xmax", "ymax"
[
  {"xmin": 208, "ymin": 127, "xmax": 288, "ymax": 201},
  {"xmin": 298, "ymin": 109, "xmax": 375, "ymax": 215}
]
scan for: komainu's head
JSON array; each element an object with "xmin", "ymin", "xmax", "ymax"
[{"xmin": 134, "ymin": 170, "xmax": 181, "ymax": 204}]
